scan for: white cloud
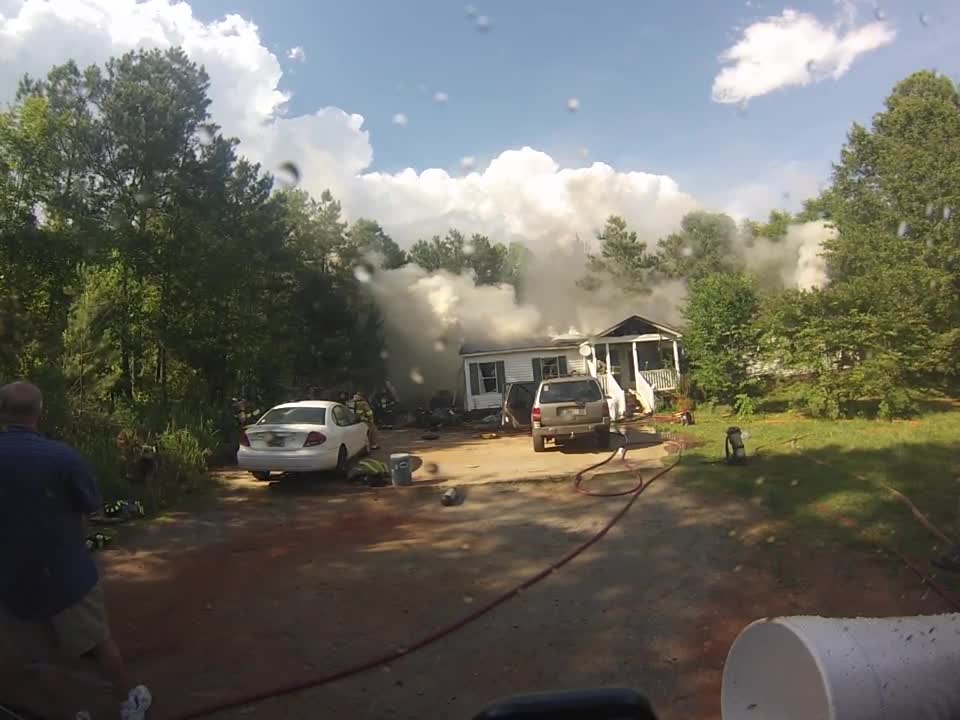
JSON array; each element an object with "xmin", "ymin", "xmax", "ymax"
[
  {"xmin": 712, "ymin": 7, "xmax": 896, "ymax": 104},
  {"xmin": 286, "ymin": 45, "xmax": 305, "ymax": 62}
]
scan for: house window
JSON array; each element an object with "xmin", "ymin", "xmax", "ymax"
[
  {"xmin": 478, "ymin": 362, "xmax": 499, "ymax": 393},
  {"xmin": 533, "ymin": 355, "xmax": 568, "ymax": 382},
  {"xmin": 541, "ymin": 356, "xmax": 562, "ymax": 379}
]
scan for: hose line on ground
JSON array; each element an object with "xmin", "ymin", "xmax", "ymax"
[{"xmin": 173, "ymin": 433, "xmax": 683, "ymax": 719}]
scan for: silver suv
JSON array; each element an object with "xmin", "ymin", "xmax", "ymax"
[{"xmin": 531, "ymin": 376, "xmax": 611, "ymax": 452}]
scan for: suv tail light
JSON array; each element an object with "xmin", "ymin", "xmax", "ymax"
[
  {"xmin": 531, "ymin": 407, "xmax": 541, "ymax": 422},
  {"xmin": 304, "ymin": 432, "xmax": 326, "ymax": 447},
  {"xmin": 239, "ymin": 431, "xmax": 250, "ymax": 447}
]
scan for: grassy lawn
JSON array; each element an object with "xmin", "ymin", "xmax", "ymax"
[{"xmin": 654, "ymin": 397, "xmax": 960, "ymax": 580}]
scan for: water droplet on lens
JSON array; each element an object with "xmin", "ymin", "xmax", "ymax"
[
  {"xmin": 926, "ymin": 203, "xmax": 936, "ymax": 218},
  {"xmin": 805, "ymin": 59, "xmax": 816, "ymax": 73},
  {"xmin": 276, "ymin": 161, "xmax": 300, "ymax": 187},
  {"xmin": 134, "ymin": 191, "xmax": 153, "ymax": 206},
  {"xmin": 873, "ymin": 3, "xmax": 886, "ymax": 21},
  {"xmin": 681, "ymin": 245, "xmax": 694, "ymax": 257},
  {"xmin": 463, "ymin": 240, "xmax": 475, "ymax": 256},
  {"xmin": 353, "ymin": 265, "xmax": 372, "ymax": 283},
  {"xmin": 380, "ymin": 349, "xmax": 390, "ymax": 360},
  {"xmin": 766, "ymin": 535, "xmax": 776, "ymax": 544},
  {"xmin": 410, "ymin": 368, "xmax": 425, "ymax": 384},
  {"xmin": 918, "ymin": 11, "xmax": 930, "ymax": 27},
  {"xmin": 897, "ymin": 221, "xmax": 909, "ymax": 238},
  {"xmin": 579, "ymin": 147, "xmax": 590, "ymax": 160},
  {"xmin": 737, "ymin": 99, "xmax": 748, "ymax": 117},
  {"xmin": 566, "ymin": 97, "xmax": 580, "ymax": 112},
  {"xmin": 392, "ymin": 112, "xmax": 409, "ymax": 127},
  {"xmin": 465, "ymin": 4, "xmax": 477, "ymax": 16},
  {"xmin": 433, "ymin": 91, "xmax": 449, "ymax": 104},
  {"xmin": 475, "ymin": 15, "xmax": 491, "ymax": 31},
  {"xmin": 433, "ymin": 339, "xmax": 447, "ymax": 352},
  {"xmin": 425, "ymin": 462, "xmax": 439, "ymax": 474},
  {"xmin": 944, "ymin": 206, "xmax": 953, "ymax": 221},
  {"xmin": 198, "ymin": 125, "xmax": 216, "ymax": 145},
  {"xmin": 460, "ymin": 156, "xmax": 476, "ymax": 171}
]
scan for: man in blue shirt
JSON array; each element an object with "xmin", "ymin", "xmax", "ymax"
[{"xmin": 0, "ymin": 381, "xmax": 152, "ymax": 719}]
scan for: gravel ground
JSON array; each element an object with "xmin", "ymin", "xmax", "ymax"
[{"xmin": 1, "ymin": 436, "xmax": 946, "ymax": 719}]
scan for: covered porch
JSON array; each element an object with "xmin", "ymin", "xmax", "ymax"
[{"xmin": 577, "ymin": 316, "xmax": 683, "ymax": 418}]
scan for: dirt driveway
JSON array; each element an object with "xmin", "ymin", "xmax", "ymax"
[{"xmin": 2, "ymin": 430, "xmax": 948, "ymax": 719}]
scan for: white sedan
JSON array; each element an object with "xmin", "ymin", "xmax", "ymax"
[{"xmin": 237, "ymin": 400, "xmax": 369, "ymax": 480}]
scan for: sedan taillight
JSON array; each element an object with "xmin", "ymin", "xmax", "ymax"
[
  {"xmin": 304, "ymin": 432, "xmax": 326, "ymax": 447},
  {"xmin": 239, "ymin": 431, "xmax": 250, "ymax": 447}
]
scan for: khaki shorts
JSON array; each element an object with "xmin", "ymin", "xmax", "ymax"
[{"xmin": 0, "ymin": 583, "xmax": 109, "ymax": 660}]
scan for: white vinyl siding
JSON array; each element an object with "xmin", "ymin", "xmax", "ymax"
[{"xmin": 463, "ymin": 349, "xmax": 587, "ymax": 411}]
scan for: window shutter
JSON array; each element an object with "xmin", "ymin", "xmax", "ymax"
[
  {"xmin": 495, "ymin": 361, "xmax": 506, "ymax": 394},
  {"xmin": 532, "ymin": 357, "xmax": 542, "ymax": 383},
  {"xmin": 558, "ymin": 355, "xmax": 568, "ymax": 376},
  {"xmin": 469, "ymin": 363, "xmax": 480, "ymax": 395}
]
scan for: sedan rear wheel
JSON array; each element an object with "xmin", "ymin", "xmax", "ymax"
[{"xmin": 336, "ymin": 444, "xmax": 349, "ymax": 476}]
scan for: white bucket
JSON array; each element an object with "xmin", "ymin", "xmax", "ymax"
[{"xmin": 721, "ymin": 614, "xmax": 960, "ymax": 719}]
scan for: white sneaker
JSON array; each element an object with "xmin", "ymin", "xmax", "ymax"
[{"xmin": 120, "ymin": 685, "xmax": 152, "ymax": 719}]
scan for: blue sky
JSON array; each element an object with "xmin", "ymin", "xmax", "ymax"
[{"xmin": 188, "ymin": 0, "xmax": 958, "ymax": 216}]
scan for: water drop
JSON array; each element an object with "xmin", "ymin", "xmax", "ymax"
[
  {"xmin": 579, "ymin": 147, "xmax": 590, "ymax": 160},
  {"xmin": 433, "ymin": 338, "xmax": 447, "ymax": 352},
  {"xmin": 475, "ymin": 15, "xmax": 491, "ymax": 31},
  {"xmin": 464, "ymin": 595, "xmax": 475, "ymax": 603},
  {"xmin": 198, "ymin": 125, "xmax": 216, "ymax": 145},
  {"xmin": 353, "ymin": 265, "xmax": 372, "ymax": 283},
  {"xmin": 566, "ymin": 97, "xmax": 580, "ymax": 112},
  {"xmin": 733, "ymin": 565, "xmax": 743, "ymax": 573},
  {"xmin": 380, "ymin": 349, "xmax": 390, "ymax": 360},
  {"xmin": 392, "ymin": 112, "xmax": 409, "ymax": 127},
  {"xmin": 790, "ymin": 479, "xmax": 799, "ymax": 487},
  {"xmin": 897, "ymin": 221, "xmax": 909, "ymax": 238},
  {"xmin": 944, "ymin": 206, "xmax": 953, "ymax": 221},
  {"xmin": 425, "ymin": 462, "xmax": 439, "ymax": 474},
  {"xmin": 465, "ymin": 4, "xmax": 477, "ymax": 16},
  {"xmin": 873, "ymin": 3, "xmax": 886, "ymax": 21},
  {"xmin": 134, "ymin": 191, "xmax": 153, "ymax": 207},
  {"xmin": 741, "ymin": 431, "xmax": 751, "ymax": 441},
  {"xmin": 681, "ymin": 245, "xmax": 694, "ymax": 257},
  {"xmin": 410, "ymin": 367, "xmax": 425, "ymax": 384},
  {"xmin": 463, "ymin": 239, "xmax": 475, "ymax": 256},
  {"xmin": 736, "ymin": 99, "xmax": 748, "ymax": 117},
  {"xmin": 926, "ymin": 202, "xmax": 936, "ymax": 218},
  {"xmin": 433, "ymin": 91, "xmax": 449, "ymax": 104},
  {"xmin": 766, "ymin": 536, "xmax": 777, "ymax": 544},
  {"xmin": 276, "ymin": 161, "xmax": 300, "ymax": 187},
  {"xmin": 805, "ymin": 59, "xmax": 817, "ymax": 73},
  {"xmin": 460, "ymin": 156, "xmax": 476, "ymax": 171},
  {"xmin": 918, "ymin": 11, "xmax": 930, "ymax": 27},
  {"xmin": 755, "ymin": 477, "xmax": 765, "ymax": 486}
]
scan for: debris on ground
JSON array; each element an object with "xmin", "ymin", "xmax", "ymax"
[
  {"xmin": 480, "ymin": 413, "xmax": 500, "ymax": 425},
  {"xmin": 475, "ymin": 432, "xmax": 499, "ymax": 440},
  {"xmin": 90, "ymin": 499, "xmax": 146, "ymax": 524},
  {"xmin": 85, "ymin": 532, "xmax": 113, "ymax": 552},
  {"xmin": 421, "ymin": 433, "xmax": 440, "ymax": 440},
  {"xmin": 441, "ymin": 487, "xmax": 464, "ymax": 506}
]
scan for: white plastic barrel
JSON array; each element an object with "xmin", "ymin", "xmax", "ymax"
[
  {"xmin": 389, "ymin": 452, "xmax": 412, "ymax": 487},
  {"xmin": 721, "ymin": 614, "xmax": 960, "ymax": 719}
]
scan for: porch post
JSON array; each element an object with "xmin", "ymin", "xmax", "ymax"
[
  {"xmin": 605, "ymin": 343, "xmax": 611, "ymax": 375},
  {"xmin": 672, "ymin": 340, "xmax": 681, "ymax": 375},
  {"xmin": 631, "ymin": 341, "xmax": 640, "ymax": 392}
]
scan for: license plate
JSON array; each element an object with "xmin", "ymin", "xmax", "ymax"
[
  {"xmin": 563, "ymin": 407, "xmax": 586, "ymax": 417},
  {"xmin": 265, "ymin": 433, "xmax": 285, "ymax": 447}
]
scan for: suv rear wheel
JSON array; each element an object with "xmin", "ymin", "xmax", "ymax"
[
  {"xmin": 533, "ymin": 435, "xmax": 545, "ymax": 453},
  {"xmin": 596, "ymin": 430, "xmax": 611, "ymax": 450}
]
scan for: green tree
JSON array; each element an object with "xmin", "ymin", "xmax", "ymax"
[
  {"xmin": 655, "ymin": 210, "xmax": 742, "ymax": 282},
  {"xmin": 580, "ymin": 215, "xmax": 656, "ymax": 293},
  {"xmin": 682, "ymin": 273, "xmax": 760, "ymax": 405},
  {"xmin": 347, "ymin": 218, "xmax": 407, "ymax": 269}
]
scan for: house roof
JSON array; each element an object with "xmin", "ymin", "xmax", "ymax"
[
  {"xmin": 593, "ymin": 314, "xmax": 682, "ymax": 339},
  {"xmin": 460, "ymin": 336, "xmax": 583, "ymax": 356}
]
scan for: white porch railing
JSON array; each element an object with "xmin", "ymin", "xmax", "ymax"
[{"xmin": 638, "ymin": 368, "xmax": 679, "ymax": 391}]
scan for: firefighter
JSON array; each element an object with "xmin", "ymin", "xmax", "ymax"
[
  {"xmin": 352, "ymin": 392, "xmax": 380, "ymax": 450},
  {"xmin": 347, "ymin": 457, "xmax": 391, "ymax": 486}
]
